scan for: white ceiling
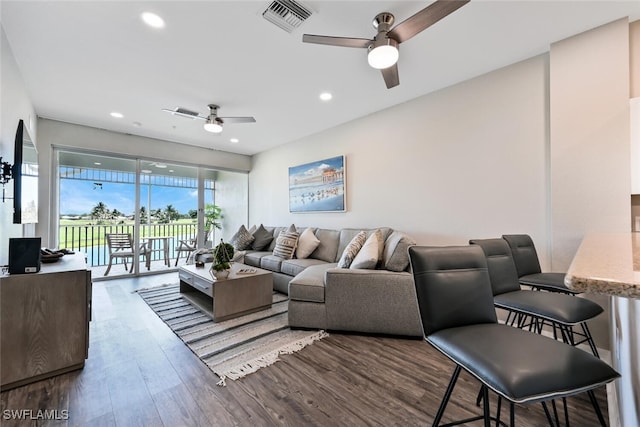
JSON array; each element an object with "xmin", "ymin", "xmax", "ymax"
[{"xmin": 2, "ymin": 1, "xmax": 639, "ymax": 156}]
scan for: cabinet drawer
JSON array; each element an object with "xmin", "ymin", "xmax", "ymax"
[
  {"xmin": 179, "ymin": 271, "xmax": 213, "ymax": 297},
  {"xmin": 179, "ymin": 271, "xmax": 194, "ymax": 284},
  {"xmin": 192, "ymin": 276, "xmax": 213, "ymax": 297}
]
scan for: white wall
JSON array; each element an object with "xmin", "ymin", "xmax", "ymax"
[
  {"xmin": 214, "ymin": 170, "xmax": 249, "ymax": 243},
  {"xmin": 0, "ymin": 25, "xmax": 37, "ymax": 263},
  {"xmin": 36, "ymin": 119, "xmax": 251, "ymax": 247},
  {"xmin": 250, "ymin": 54, "xmax": 551, "ymax": 261}
]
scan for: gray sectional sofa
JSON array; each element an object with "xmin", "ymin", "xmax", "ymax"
[{"xmin": 237, "ymin": 226, "xmax": 423, "ymax": 337}]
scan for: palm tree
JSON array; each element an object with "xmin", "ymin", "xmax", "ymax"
[
  {"xmin": 90, "ymin": 202, "xmax": 109, "ymax": 224},
  {"xmin": 164, "ymin": 204, "xmax": 180, "ymax": 222}
]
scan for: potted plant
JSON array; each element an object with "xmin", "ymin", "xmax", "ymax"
[{"xmin": 210, "ymin": 239, "xmax": 234, "ymax": 280}]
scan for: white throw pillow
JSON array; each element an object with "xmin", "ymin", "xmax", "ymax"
[
  {"xmin": 350, "ymin": 229, "xmax": 382, "ymax": 269},
  {"xmin": 296, "ymin": 228, "xmax": 320, "ymax": 259}
]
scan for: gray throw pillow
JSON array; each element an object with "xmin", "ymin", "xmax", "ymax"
[
  {"xmin": 251, "ymin": 224, "xmax": 273, "ymax": 250},
  {"xmin": 230, "ymin": 225, "xmax": 255, "ymax": 251}
]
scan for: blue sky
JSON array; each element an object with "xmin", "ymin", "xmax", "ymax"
[{"xmin": 60, "ymin": 180, "xmax": 198, "ymax": 216}]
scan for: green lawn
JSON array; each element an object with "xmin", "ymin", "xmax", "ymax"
[{"xmin": 58, "ymin": 219, "xmax": 197, "ymax": 249}]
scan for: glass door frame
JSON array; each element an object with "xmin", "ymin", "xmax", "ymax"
[{"xmin": 53, "ymin": 147, "xmax": 212, "ymax": 280}]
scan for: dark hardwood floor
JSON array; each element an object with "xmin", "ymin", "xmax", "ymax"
[{"xmin": 1, "ymin": 272, "xmax": 609, "ymax": 426}]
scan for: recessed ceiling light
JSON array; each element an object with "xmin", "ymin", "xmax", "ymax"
[
  {"xmin": 169, "ymin": 169, "xmax": 174, "ymax": 173},
  {"xmin": 110, "ymin": 112, "xmax": 124, "ymax": 118},
  {"xmin": 94, "ymin": 162, "xmax": 102, "ymax": 165},
  {"xmin": 132, "ymin": 121, "xmax": 142, "ymax": 127},
  {"xmin": 319, "ymin": 92, "xmax": 332, "ymax": 101},
  {"xmin": 155, "ymin": 163, "xmax": 167, "ymax": 168},
  {"xmin": 141, "ymin": 169, "xmax": 152, "ymax": 174},
  {"xmin": 141, "ymin": 12, "xmax": 165, "ymax": 29},
  {"xmin": 230, "ymin": 138, "xmax": 239, "ymax": 143}
]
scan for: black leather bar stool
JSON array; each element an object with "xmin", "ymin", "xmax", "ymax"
[
  {"xmin": 408, "ymin": 245, "xmax": 619, "ymax": 427},
  {"xmin": 502, "ymin": 234, "xmax": 578, "ymax": 294},
  {"xmin": 470, "ymin": 238, "xmax": 602, "ymax": 357}
]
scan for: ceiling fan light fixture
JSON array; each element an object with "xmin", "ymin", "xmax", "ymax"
[
  {"xmin": 204, "ymin": 118, "xmax": 223, "ymax": 133},
  {"xmin": 367, "ymin": 37, "xmax": 399, "ymax": 69}
]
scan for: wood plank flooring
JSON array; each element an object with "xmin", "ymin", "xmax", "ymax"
[{"xmin": 1, "ymin": 272, "xmax": 609, "ymax": 426}]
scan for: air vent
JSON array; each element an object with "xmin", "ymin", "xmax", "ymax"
[{"xmin": 262, "ymin": 0, "xmax": 311, "ymax": 33}]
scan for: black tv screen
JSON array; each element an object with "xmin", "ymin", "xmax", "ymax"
[{"xmin": 13, "ymin": 119, "xmax": 38, "ymax": 224}]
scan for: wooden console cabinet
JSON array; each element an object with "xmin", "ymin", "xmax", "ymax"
[{"xmin": 0, "ymin": 253, "xmax": 91, "ymax": 390}]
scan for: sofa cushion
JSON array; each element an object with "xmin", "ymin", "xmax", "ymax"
[
  {"xmin": 229, "ymin": 225, "xmax": 254, "ymax": 250},
  {"xmin": 296, "ymin": 227, "xmax": 321, "ymax": 259},
  {"xmin": 337, "ymin": 231, "xmax": 367, "ymax": 268},
  {"xmin": 272, "ymin": 228, "xmax": 299, "ymax": 260},
  {"xmin": 351, "ymin": 229, "xmax": 383, "ymax": 270},
  {"xmin": 251, "ymin": 224, "xmax": 274, "ymax": 250},
  {"xmin": 244, "ymin": 251, "xmax": 271, "ymax": 268},
  {"xmin": 281, "ymin": 258, "xmax": 327, "ymax": 277},
  {"xmin": 289, "ymin": 263, "xmax": 337, "ymax": 303},
  {"xmin": 310, "ymin": 229, "xmax": 340, "ymax": 262},
  {"xmin": 382, "ymin": 231, "xmax": 417, "ymax": 272},
  {"xmin": 261, "ymin": 255, "xmax": 285, "ymax": 272}
]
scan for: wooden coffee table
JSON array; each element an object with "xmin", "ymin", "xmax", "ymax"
[{"xmin": 178, "ymin": 262, "xmax": 273, "ymax": 322}]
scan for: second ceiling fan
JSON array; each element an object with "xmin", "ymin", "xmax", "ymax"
[
  {"xmin": 302, "ymin": 0, "xmax": 469, "ymax": 89},
  {"xmin": 162, "ymin": 104, "xmax": 255, "ymax": 134}
]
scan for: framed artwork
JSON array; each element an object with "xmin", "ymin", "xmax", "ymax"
[{"xmin": 289, "ymin": 155, "xmax": 346, "ymax": 213}]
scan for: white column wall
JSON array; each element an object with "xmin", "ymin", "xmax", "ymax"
[{"xmin": 550, "ymin": 19, "xmax": 631, "ymax": 271}]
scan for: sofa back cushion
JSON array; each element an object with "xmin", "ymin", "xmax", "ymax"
[
  {"xmin": 382, "ymin": 231, "xmax": 417, "ymax": 272},
  {"xmin": 309, "ymin": 228, "xmax": 340, "ymax": 262}
]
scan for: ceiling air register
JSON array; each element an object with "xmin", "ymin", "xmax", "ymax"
[{"xmin": 262, "ymin": 0, "xmax": 312, "ymax": 33}]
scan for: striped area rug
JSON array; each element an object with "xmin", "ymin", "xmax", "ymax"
[{"xmin": 137, "ymin": 283, "xmax": 328, "ymax": 385}]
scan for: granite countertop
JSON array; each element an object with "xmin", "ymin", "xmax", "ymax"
[{"xmin": 565, "ymin": 233, "xmax": 640, "ymax": 298}]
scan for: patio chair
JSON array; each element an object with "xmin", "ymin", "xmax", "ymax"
[
  {"xmin": 175, "ymin": 238, "xmax": 197, "ymax": 266},
  {"xmin": 104, "ymin": 233, "xmax": 151, "ymax": 276}
]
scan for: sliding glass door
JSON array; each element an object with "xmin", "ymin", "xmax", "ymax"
[{"xmin": 55, "ymin": 149, "xmax": 248, "ymax": 279}]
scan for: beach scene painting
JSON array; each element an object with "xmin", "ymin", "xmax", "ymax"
[{"xmin": 289, "ymin": 155, "xmax": 345, "ymax": 213}]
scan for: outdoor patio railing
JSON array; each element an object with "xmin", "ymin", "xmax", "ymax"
[{"xmin": 59, "ymin": 222, "xmax": 198, "ymax": 267}]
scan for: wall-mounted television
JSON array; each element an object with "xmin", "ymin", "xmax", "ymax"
[{"xmin": 13, "ymin": 119, "xmax": 38, "ymax": 224}]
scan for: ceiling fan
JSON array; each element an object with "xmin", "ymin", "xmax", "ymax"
[
  {"xmin": 161, "ymin": 104, "xmax": 256, "ymax": 133},
  {"xmin": 302, "ymin": 0, "xmax": 469, "ymax": 89}
]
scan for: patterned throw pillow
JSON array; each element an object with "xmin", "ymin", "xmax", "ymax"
[
  {"xmin": 350, "ymin": 229, "xmax": 383, "ymax": 269},
  {"xmin": 229, "ymin": 225, "xmax": 255, "ymax": 250},
  {"xmin": 272, "ymin": 230, "xmax": 299, "ymax": 260},
  {"xmin": 337, "ymin": 231, "xmax": 367, "ymax": 268}
]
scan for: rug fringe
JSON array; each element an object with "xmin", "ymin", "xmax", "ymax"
[{"xmin": 215, "ymin": 330, "xmax": 329, "ymax": 385}]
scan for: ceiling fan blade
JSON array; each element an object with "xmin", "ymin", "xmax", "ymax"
[
  {"xmin": 161, "ymin": 108, "xmax": 206, "ymax": 121},
  {"xmin": 388, "ymin": 0, "xmax": 469, "ymax": 43},
  {"xmin": 303, "ymin": 34, "xmax": 372, "ymax": 49},
  {"xmin": 381, "ymin": 64, "xmax": 399, "ymax": 89},
  {"xmin": 219, "ymin": 117, "xmax": 256, "ymax": 124}
]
